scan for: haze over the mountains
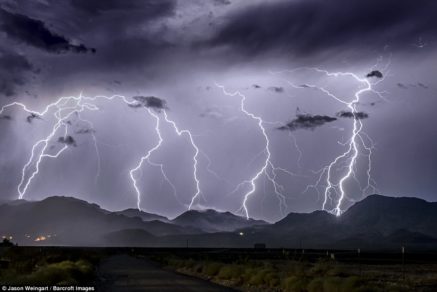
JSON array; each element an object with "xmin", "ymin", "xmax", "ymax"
[{"xmin": 1, "ymin": 195, "xmax": 436, "ymax": 249}]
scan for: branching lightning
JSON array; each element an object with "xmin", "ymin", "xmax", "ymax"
[
  {"xmin": 162, "ymin": 110, "xmax": 201, "ymax": 210},
  {"xmin": 273, "ymin": 67, "xmax": 386, "ymax": 216},
  {"xmin": 129, "ymin": 108, "xmax": 165, "ymax": 210},
  {"xmin": 0, "ymin": 64, "xmax": 387, "ymax": 218},
  {"xmin": 215, "ymin": 83, "xmax": 297, "ymax": 219},
  {"xmin": 0, "ymin": 94, "xmax": 202, "ymax": 212}
]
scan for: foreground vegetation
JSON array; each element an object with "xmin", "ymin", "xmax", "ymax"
[
  {"xmin": 0, "ymin": 242, "xmax": 103, "ymax": 285},
  {"xmin": 151, "ymin": 252, "xmax": 437, "ymax": 292},
  {"xmin": 2, "ymin": 244, "xmax": 437, "ymax": 291}
]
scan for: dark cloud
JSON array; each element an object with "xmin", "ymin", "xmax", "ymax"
[
  {"xmin": 75, "ymin": 128, "xmax": 96, "ymax": 135},
  {"xmin": 418, "ymin": 83, "xmax": 428, "ymax": 89},
  {"xmin": 336, "ymin": 111, "xmax": 369, "ymax": 120},
  {"xmin": 0, "ymin": 48, "xmax": 34, "ymax": 97},
  {"xmin": 0, "ymin": 8, "xmax": 95, "ymax": 54},
  {"xmin": 0, "ymin": 115, "xmax": 12, "ymax": 121},
  {"xmin": 212, "ymin": 0, "xmax": 232, "ymax": 6},
  {"xmin": 69, "ymin": 0, "xmax": 175, "ymax": 17},
  {"xmin": 278, "ymin": 114, "xmax": 337, "ymax": 132},
  {"xmin": 26, "ymin": 113, "xmax": 41, "ymax": 123},
  {"xmin": 58, "ymin": 136, "xmax": 77, "ymax": 147},
  {"xmin": 208, "ymin": 0, "xmax": 437, "ymax": 57},
  {"xmin": 366, "ymin": 70, "xmax": 383, "ymax": 79},
  {"xmin": 130, "ymin": 96, "xmax": 168, "ymax": 111},
  {"xmin": 199, "ymin": 107, "xmax": 225, "ymax": 120},
  {"xmin": 397, "ymin": 83, "xmax": 409, "ymax": 89},
  {"xmin": 268, "ymin": 86, "xmax": 284, "ymax": 93}
]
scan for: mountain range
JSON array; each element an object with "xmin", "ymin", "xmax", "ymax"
[{"xmin": 1, "ymin": 195, "xmax": 436, "ymax": 249}]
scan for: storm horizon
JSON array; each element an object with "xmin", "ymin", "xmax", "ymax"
[{"xmin": 1, "ymin": 0, "xmax": 436, "ymax": 223}]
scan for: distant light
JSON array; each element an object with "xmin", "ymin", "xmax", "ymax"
[
  {"xmin": 35, "ymin": 236, "xmax": 47, "ymax": 242},
  {"xmin": 239, "ymin": 232, "xmax": 244, "ymax": 236}
]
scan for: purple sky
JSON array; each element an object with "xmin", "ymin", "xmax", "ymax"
[{"xmin": 0, "ymin": 0, "xmax": 436, "ymax": 222}]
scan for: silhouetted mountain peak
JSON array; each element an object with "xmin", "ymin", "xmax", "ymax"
[
  {"xmin": 173, "ymin": 209, "xmax": 266, "ymax": 232},
  {"xmin": 115, "ymin": 208, "xmax": 168, "ymax": 222}
]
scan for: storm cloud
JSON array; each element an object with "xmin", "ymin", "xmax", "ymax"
[
  {"xmin": 0, "ymin": 48, "xmax": 34, "ymax": 97},
  {"xmin": 336, "ymin": 111, "xmax": 369, "ymax": 120},
  {"xmin": 278, "ymin": 114, "xmax": 337, "ymax": 132},
  {"xmin": 58, "ymin": 136, "xmax": 77, "ymax": 147},
  {"xmin": 26, "ymin": 113, "xmax": 41, "ymax": 124},
  {"xmin": 268, "ymin": 86, "xmax": 284, "ymax": 93},
  {"xmin": 0, "ymin": 114, "xmax": 11, "ymax": 121},
  {"xmin": 208, "ymin": 0, "xmax": 437, "ymax": 57},
  {"xmin": 131, "ymin": 96, "xmax": 168, "ymax": 111},
  {"xmin": 366, "ymin": 70, "xmax": 383, "ymax": 79},
  {"xmin": 0, "ymin": 0, "xmax": 436, "ymax": 222},
  {"xmin": 75, "ymin": 128, "xmax": 96, "ymax": 135},
  {"xmin": 0, "ymin": 8, "xmax": 94, "ymax": 54}
]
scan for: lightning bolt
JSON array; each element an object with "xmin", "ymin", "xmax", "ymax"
[
  {"xmin": 129, "ymin": 108, "xmax": 165, "ymax": 210},
  {"xmin": 0, "ymin": 95, "xmax": 180, "ymax": 211},
  {"xmin": 162, "ymin": 110, "xmax": 202, "ymax": 210},
  {"xmin": 0, "ymin": 96, "xmax": 99, "ymax": 199},
  {"xmin": 76, "ymin": 113, "xmax": 101, "ymax": 185},
  {"xmin": 215, "ymin": 83, "xmax": 296, "ymax": 219},
  {"xmin": 273, "ymin": 67, "xmax": 385, "ymax": 216}
]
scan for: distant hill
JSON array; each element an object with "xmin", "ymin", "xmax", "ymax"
[
  {"xmin": 340, "ymin": 195, "xmax": 437, "ymax": 237},
  {"xmin": 115, "ymin": 208, "xmax": 169, "ymax": 222},
  {"xmin": 243, "ymin": 195, "xmax": 437, "ymax": 249},
  {"xmin": 172, "ymin": 209, "xmax": 267, "ymax": 232},
  {"xmin": 1, "ymin": 194, "xmax": 437, "ymax": 249},
  {"xmin": 0, "ymin": 196, "xmax": 200, "ymax": 246}
]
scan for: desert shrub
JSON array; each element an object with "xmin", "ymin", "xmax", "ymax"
[
  {"xmin": 242, "ymin": 266, "xmax": 256, "ymax": 282},
  {"xmin": 248, "ymin": 268, "xmax": 269, "ymax": 285},
  {"xmin": 217, "ymin": 264, "xmax": 242, "ymax": 280},
  {"xmin": 202, "ymin": 262, "xmax": 222, "ymax": 277},
  {"xmin": 166, "ymin": 257, "xmax": 180, "ymax": 268},
  {"xmin": 310, "ymin": 259, "xmax": 333, "ymax": 276},
  {"xmin": 264, "ymin": 271, "xmax": 280, "ymax": 288},
  {"xmin": 322, "ymin": 276, "xmax": 342, "ymax": 292},
  {"xmin": 287, "ymin": 261, "xmax": 308, "ymax": 277},
  {"xmin": 282, "ymin": 275, "xmax": 309, "ymax": 291},
  {"xmin": 340, "ymin": 276, "xmax": 361, "ymax": 291},
  {"xmin": 308, "ymin": 277, "xmax": 324, "ymax": 292},
  {"xmin": 183, "ymin": 258, "xmax": 196, "ymax": 269},
  {"xmin": 16, "ymin": 260, "xmax": 93, "ymax": 285}
]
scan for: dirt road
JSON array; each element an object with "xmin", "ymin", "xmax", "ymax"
[{"xmin": 98, "ymin": 254, "xmax": 235, "ymax": 292}]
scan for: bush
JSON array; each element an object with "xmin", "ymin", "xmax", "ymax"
[
  {"xmin": 13, "ymin": 260, "xmax": 93, "ymax": 285},
  {"xmin": 308, "ymin": 277, "xmax": 324, "ymax": 292},
  {"xmin": 322, "ymin": 276, "xmax": 342, "ymax": 292},
  {"xmin": 282, "ymin": 275, "xmax": 309, "ymax": 291},
  {"xmin": 310, "ymin": 260, "xmax": 333, "ymax": 276},
  {"xmin": 217, "ymin": 264, "xmax": 242, "ymax": 280},
  {"xmin": 202, "ymin": 262, "xmax": 222, "ymax": 277}
]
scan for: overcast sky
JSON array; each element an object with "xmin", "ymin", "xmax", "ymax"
[{"xmin": 0, "ymin": 0, "xmax": 436, "ymax": 221}]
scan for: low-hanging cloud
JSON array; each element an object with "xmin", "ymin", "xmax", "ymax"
[
  {"xmin": 268, "ymin": 86, "xmax": 284, "ymax": 93},
  {"xmin": 366, "ymin": 70, "xmax": 383, "ymax": 79},
  {"xmin": 58, "ymin": 136, "xmax": 77, "ymax": 147},
  {"xmin": 336, "ymin": 111, "xmax": 369, "ymax": 120},
  {"xmin": 0, "ymin": 114, "xmax": 12, "ymax": 121},
  {"xmin": 130, "ymin": 96, "xmax": 168, "ymax": 111},
  {"xmin": 278, "ymin": 114, "xmax": 337, "ymax": 132},
  {"xmin": 26, "ymin": 113, "xmax": 41, "ymax": 124}
]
